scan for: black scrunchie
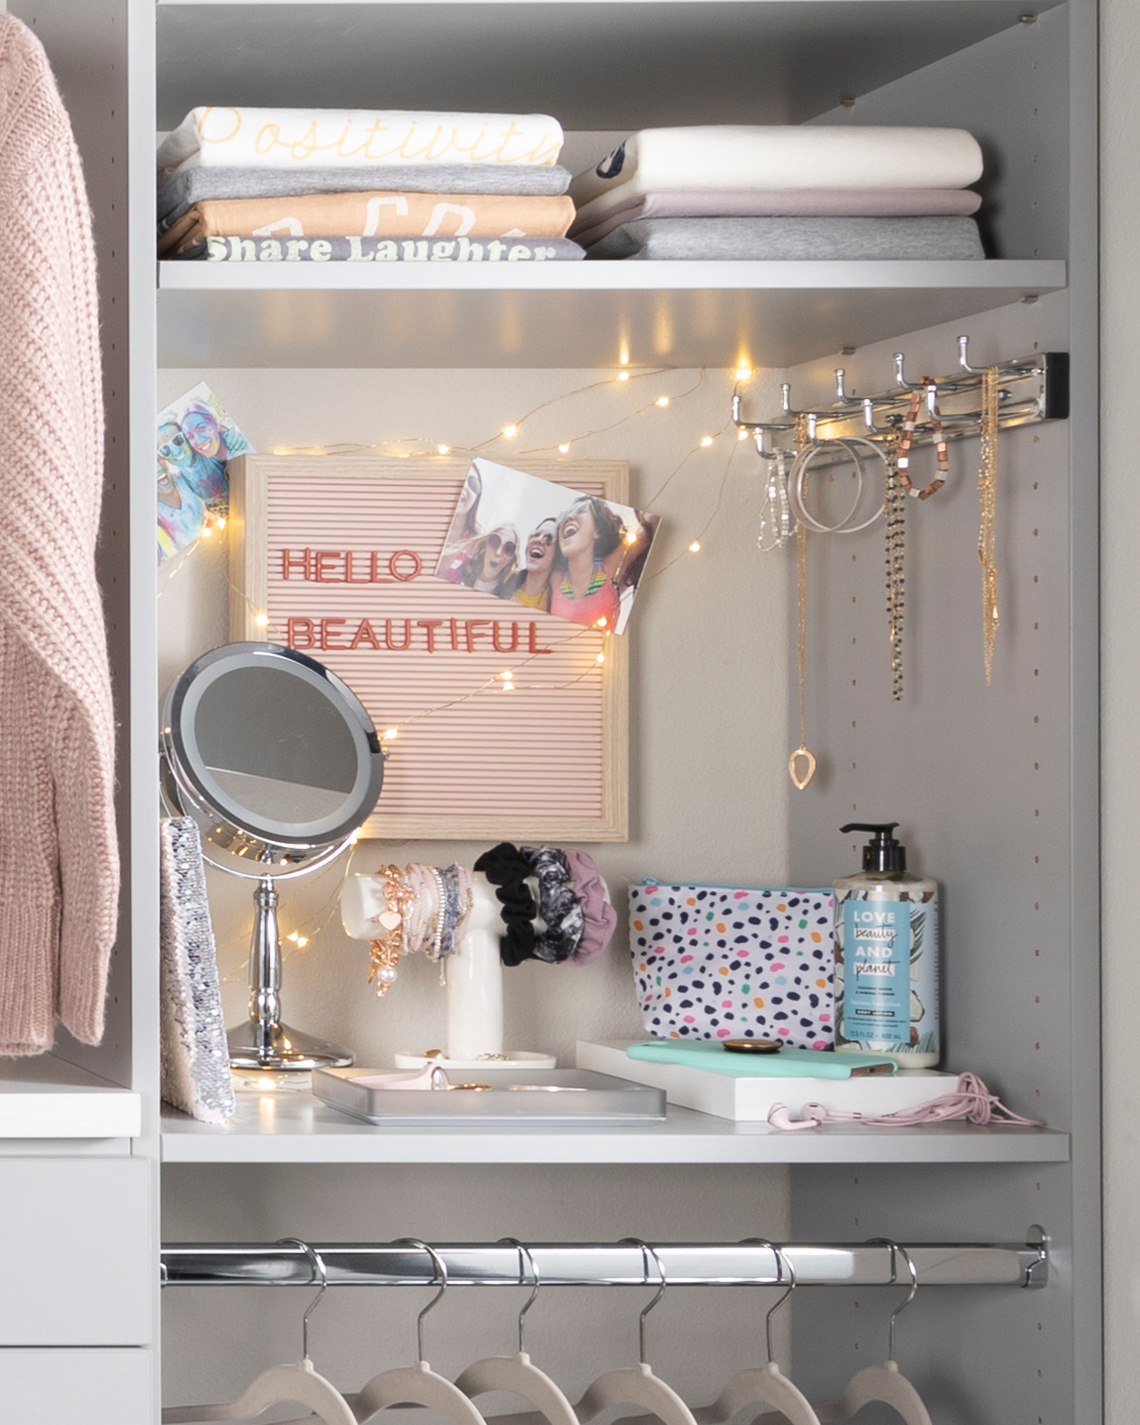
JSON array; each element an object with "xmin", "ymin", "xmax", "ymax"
[{"xmin": 474, "ymin": 842, "xmax": 538, "ymax": 967}]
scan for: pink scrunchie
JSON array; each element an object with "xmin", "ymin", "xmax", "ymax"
[{"xmin": 562, "ymin": 847, "xmax": 617, "ymax": 966}]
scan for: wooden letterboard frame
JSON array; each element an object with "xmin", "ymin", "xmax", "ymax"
[{"xmin": 228, "ymin": 455, "xmax": 629, "ymax": 841}]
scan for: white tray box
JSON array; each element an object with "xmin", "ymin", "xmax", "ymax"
[{"xmin": 576, "ymin": 1040, "xmax": 960, "ymax": 1123}]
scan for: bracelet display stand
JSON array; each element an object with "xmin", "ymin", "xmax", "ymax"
[{"xmin": 341, "ymin": 870, "xmax": 556, "ymax": 1067}]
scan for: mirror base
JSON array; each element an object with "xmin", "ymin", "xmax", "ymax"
[{"xmin": 226, "ymin": 1020, "xmax": 355, "ymax": 1072}]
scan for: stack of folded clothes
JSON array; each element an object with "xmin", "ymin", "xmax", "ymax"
[
  {"xmin": 568, "ymin": 126, "xmax": 986, "ymax": 260},
  {"xmin": 157, "ymin": 107, "xmax": 584, "ymax": 263}
]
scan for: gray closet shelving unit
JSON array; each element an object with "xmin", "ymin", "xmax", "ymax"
[{"xmin": 0, "ymin": 1, "xmax": 1097, "ymax": 1421}]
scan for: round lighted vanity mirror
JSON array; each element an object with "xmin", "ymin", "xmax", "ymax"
[
  {"xmin": 160, "ymin": 642, "xmax": 385, "ymax": 1071},
  {"xmin": 162, "ymin": 642, "xmax": 383, "ymax": 856}
]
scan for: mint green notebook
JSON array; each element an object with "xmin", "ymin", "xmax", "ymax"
[{"xmin": 627, "ymin": 1040, "xmax": 896, "ymax": 1079}]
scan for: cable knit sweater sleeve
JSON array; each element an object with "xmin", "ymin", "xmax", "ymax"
[{"xmin": 0, "ymin": 18, "xmax": 119, "ymax": 1052}]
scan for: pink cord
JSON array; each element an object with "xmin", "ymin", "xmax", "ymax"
[{"xmin": 768, "ymin": 1072, "xmax": 1042, "ymax": 1131}]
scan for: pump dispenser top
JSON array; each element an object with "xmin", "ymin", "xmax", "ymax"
[{"xmin": 840, "ymin": 822, "xmax": 907, "ymax": 874}]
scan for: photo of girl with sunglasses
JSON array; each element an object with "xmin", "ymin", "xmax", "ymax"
[
  {"xmin": 459, "ymin": 524, "xmax": 521, "ymax": 595},
  {"xmin": 434, "ymin": 457, "xmax": 660, "ymax": 635}
]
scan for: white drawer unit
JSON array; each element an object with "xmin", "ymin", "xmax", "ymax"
[
  {"xmin": 0, "ymin": 1160, "xmax": 151, "ymax": 1347},
  {"xmin": 0, "ymin": 1349, "xmax": 152, "ymax": 1424}
]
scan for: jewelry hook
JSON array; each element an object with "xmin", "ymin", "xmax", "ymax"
[
  {"xmin": 740, "ymin": 1237, "xmax": 795, "ymax": 1364},
  {"xmin": 893, "ymin": 352, "xmax": 921, "ymax": 392},
  {"xmin": 498, "ymin": 1236, "xmax": 541, "ymax": 1356},
  {"xmin": 780, "ymin": 382, "xmax": 803, "ymax": 417},
  {"xmin": 834, "ymin": 368, "xmax": 859, "ymax": 407},
  {"xmin": 276, "ymin": 1237, "xmax": 329, "ymax": 1364},
  {"xmin": 620, "ymin": 1236, "xmax": 667, "ymax": 1367},
  {"xmin": 754, "ymin": 426, "xmax": 784, "ymax": 461},
  {"xmin": 862, "ymin": 398, "xmax": 888, "ymax": 436},
  {"xmin": 394, "ymin": 1237, "xmax": 448, "ymax": 1364},
  {"xmin": 958, "ymin": 334, "xmax": 985, "ymax": 374}
]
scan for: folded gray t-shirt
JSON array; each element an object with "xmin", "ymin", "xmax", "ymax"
[
  {"xmin": 157, "ymin": 164, "xmax": 573, "ymax": 231},
  {"xmin": 585, "ymin": 215, "xmax": 985, "ymax": 261}
]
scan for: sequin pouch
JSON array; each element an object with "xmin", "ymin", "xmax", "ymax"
[{"xmin": 628, "ymin": 882, "xmax": 836, "ymax": 1049}]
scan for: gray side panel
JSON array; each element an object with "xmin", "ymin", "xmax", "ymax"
[{"xmin": 810, "ymin": 7, "xmax": 1070, "ymax": 262}]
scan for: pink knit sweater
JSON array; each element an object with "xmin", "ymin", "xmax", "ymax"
[{"xmin": 0, "ymin": 18, "xmax": 118, "ymax": 1053}]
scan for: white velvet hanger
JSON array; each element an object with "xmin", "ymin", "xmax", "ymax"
[
  {"xmin": 454, "ymin": 1239, "xmax": 580, "ymax": 1425},
  {"xmin": 570, "ymin": 1239, "xmax": 701, "ymax": 1425},
  {"xmin": 600, "ymin": 1239, "xmax": 819, "ymax": 1425},
  {"xmin": 687, "ymin": 1240, "xmax": 821, "ymax": 1425},
  {"xmin": 163, "ymin": 1239, "xmax": 356, "ymax": 1425},
  {"xmin": 814, "ymin": 1242, "xmax": 932, "ymax": 1425},
  {"xmin": 347, "ymin": 1238, "xmax": 492, "ymax": 1425}
]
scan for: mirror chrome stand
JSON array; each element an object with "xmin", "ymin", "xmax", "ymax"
[{"xmin": 226, "ymin": 874, "xmax": 354, "ymax": 1071}]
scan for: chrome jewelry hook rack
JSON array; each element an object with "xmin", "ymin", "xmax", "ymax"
[
  {"xmin": 160, "ymin": 1233, "xmax": 1048, "ymax": 1291},
  {"xmin": 732, "ymin": 336, "xmax": 1069, "ymax": 463}
]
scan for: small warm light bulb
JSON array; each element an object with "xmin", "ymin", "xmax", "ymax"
[
  {"xmin": 655, "ymin": 396, "xmax": 670, "ymax": 408},
  {"xmin": 257, "ymin": 1076, "xmax": 276, "ymax": 1090},
  {"xmin": 617, "ymin": 371, "xmax": 630, "ymax": 382},
  {"xmin": 216, "ymin": 516, "xmax": 227, "ymax": 530},
  {"xmin": 501, "ymin": 670, "xmax": 513, "ymax": 681},
  {"xmin": 437, "ymin": 444, "xmax": 451, "ymax": 455},
  {"xmin": 595, "ymin": 616, "xmax": 608, "ymax": 629},
  {"xmin": 296, "ymin": 935, "xmax": 309, "ymax": 948},
  {"xmin": 596, "ymin": 651, "xmax": 606, "ymax": 665},
  {"xmin": 737, "ymin": 366, "xmax": 752, "ymax": 381},
  {"xmin": 558, "ymin": 443, "xmax": 570, "ymax": 454},
  {"xmin": 624, "ymin": 529, "xmax": 638, "ymax": 545},
  {"xmin": 700, "ymin": 436, "xmax": 714, "ymax": 447},
  {"xmin": 503, "ymin": 680, "xmax": 515, "ymax": 692},
  {"xmin": 689, "ymin": 541, "xmax": 701, "ymax": 553},
  {"xmin": 503, "ymin": 424, "xmax": 518, "ymax": 439},
  {"xmin": 201, "ymin": 524, "xmax": 213, "ymax": 538},
  {"xmin": 254, "ymin": 612, "xmax": 269, "ymax": 628},
  {"xmin": 382, "ymin": 727, "xmax": 399, "ymax": 741},
  {"xmin": 738, "ymin": 428, "xmax": 749, "ymax": 440}
]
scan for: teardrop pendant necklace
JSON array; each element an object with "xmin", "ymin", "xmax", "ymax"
[{"xmin": 788, "ymin": 414, "xmax": 816, "ymax": 790}]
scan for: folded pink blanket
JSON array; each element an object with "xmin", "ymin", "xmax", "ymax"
[{"xmin": 570, "ymin": 187, "xmax": 982, "ymax": 246}]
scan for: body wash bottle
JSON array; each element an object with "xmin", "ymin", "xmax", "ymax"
[{"xmin": 834, "ymin": 822, "xmax": 940, "ymax": 1068}]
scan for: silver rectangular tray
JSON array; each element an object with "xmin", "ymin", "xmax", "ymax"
[{"xmin": 312, "ymin": 1066, "xmax": 667, "ymax": 1126}]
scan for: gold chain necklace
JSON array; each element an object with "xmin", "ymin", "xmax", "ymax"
[
  {"xmin": 883, "ymin": 429, "xmax": 905, "ymax": 701},
  {"xmin": 978, "ymin": 366, "xmax": 1000, "ymax": 684},
  {"xmin": 789, "ymin": 413, "xmax": 817, "ymax": 790}
]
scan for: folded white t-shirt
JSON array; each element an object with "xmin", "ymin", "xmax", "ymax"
[
  {"xmin": 569, "ymin": 127, "xmax": 984, "ymax": 209},
  {"xmin": 157, "ymin": 107, "xmax": 565, "ymax": 183}
]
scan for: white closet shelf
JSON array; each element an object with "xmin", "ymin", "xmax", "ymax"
[
  {"xmin": 0, "ymin": 1057, "xmax": 141, "ymax": 1139},
  {"xmin": 156, "ymin": 259, "xmax": 1065, "ymax": 368},
  {"xmin": 154, "ymin": 1, "xmax": 1065, "ymax": 132},
  {"xmin": 159, "ymin": 1094, "xmax": 1069, "ymax": 1163}
]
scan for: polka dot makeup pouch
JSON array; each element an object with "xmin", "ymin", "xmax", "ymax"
[{"xmin": 629, "ymin": 883, "xmax": 836, "ymax": 1048}]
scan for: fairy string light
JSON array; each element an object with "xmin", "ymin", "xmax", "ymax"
[{"xmin": 159, "ymin": 368, "xmax": 753, "ymax": 764}]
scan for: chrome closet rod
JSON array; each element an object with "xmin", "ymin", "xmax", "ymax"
[{"xmin": 161, "ymin": 1235, "xmax": 1048, "ymax": 1290}]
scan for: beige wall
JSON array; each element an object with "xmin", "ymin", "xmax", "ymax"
[
  {"xmin": 1101, "ymin": 1, "xmax": 1134, "ymax": 1418},
  {"xmin": 156, "ymin": 365, "xmax": 791, "ymax": 1068},
  {"xmin": 157, "ymin": 365, "xmax": 795, "ymax": 1401}
]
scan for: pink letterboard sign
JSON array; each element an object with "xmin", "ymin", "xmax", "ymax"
[{"xmin": 228, "ymin": 455, "xmax": 629, "ymax": 841}]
